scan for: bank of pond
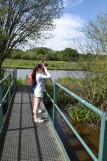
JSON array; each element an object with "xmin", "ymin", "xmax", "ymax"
[{"xmin": 3, "ymin": 59, "xmax": 83, "ymax": 70}]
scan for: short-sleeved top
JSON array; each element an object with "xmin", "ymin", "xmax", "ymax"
[{"xmin": 34, "ymin": 72, "xmax": 51, "ymax": 92}]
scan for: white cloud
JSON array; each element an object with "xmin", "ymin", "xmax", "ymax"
[
  {"xmin": 38, "ymin": 13, "xmax": 85, "ymax": 51},
  {"xmin": 21, "ymin": 13, "xmax": 85, "ymax": 51}
]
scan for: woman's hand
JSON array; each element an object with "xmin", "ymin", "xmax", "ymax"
[{"xmin": 43, "ymin": 66, "xmax": 48, "ymax": 73}]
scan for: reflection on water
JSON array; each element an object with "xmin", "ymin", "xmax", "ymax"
[{"xmin": 17, "ymin": 69, "xmax": 86, "ymax": 80}]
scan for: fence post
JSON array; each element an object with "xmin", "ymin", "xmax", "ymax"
[
  {"xmin": 8, "ymin": 74, "xmax": 11, "ymax": 104},
  {"xmin": 53, "ymin": 82, "xmax": 57, "ymax": 127},
  {"xmin": 98, "ymin": 112, "xmax": 107, "ymax": 161},
  {"xmin": 15, "ymin": 68, "xmax": 17, "ymax": 85},
  {"xmin": 0, "ymin": 81, "xmax": 3, "ymax": 130}
]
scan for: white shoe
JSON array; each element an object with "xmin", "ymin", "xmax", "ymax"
[
  {"xmin": 38, "ymin": 109, "xmax": 42, "ymax": 114},
  {"xmin": 34, "ymin": 118, "xmax": 44, "ymax": 123},
  {"xmin": 33, "ymin": 109, "xmax": 42, "ymax": 114}
]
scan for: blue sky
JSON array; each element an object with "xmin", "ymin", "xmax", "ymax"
[
  {"xmin": 26, "ymin": 0, "xmax": 107, "ymax": 51},
  {"xmin": 64, "ymin": 0, "xmax": 107, "ymax": 21}
]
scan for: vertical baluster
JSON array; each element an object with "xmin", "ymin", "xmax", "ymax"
[
  {"xmin": 14, "ymin": 68, "xmax": 17, "ymax": 86},
  {"xmin": 53, "ymin": 82, "xmax": 57, "ymax": 127},
  {"xmin": 98, "ymin": 112, "xmax": 107, "ymax": 161},
  {"xmin": 13, "ymin": 69, "xmax": 15, "ymax": 90},
  {"xmin": 0, "ymin": 81, "xmax": 3, "ymax": 129},
  {"xmin": 13, "ymin": 68, "xmax": 16, "ymax": 89},
  {"xmin": 8, "ymin": 74, "xmax": 11, "ymax": 104}
]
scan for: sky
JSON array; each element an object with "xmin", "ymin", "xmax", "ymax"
[{"xmin": 26, "ymin": 0, "xmax": 107, "ymax": 51}]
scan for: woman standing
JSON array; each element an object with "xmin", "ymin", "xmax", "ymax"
[{"xmin": 32, "ymin": 63, "xmax": 51, "ymax": 123}]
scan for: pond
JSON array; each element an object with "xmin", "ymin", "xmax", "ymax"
[
  {"xmin": 46, "ymin": 104, "xmax": 100, "ymax": 161},
  {"xmin": 17, "ymin": 69, "xmax": 85, "ymax": 80}
]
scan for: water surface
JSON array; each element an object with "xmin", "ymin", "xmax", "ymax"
[{"xmin": 17, "ymin": 69, "xmax": 85, "ymax": 80}]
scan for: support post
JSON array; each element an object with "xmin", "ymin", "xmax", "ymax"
[
  {"xmin": 53, "ymin": 82, "xmax": 57, "ymax": 127},
  {"xmin": 15, "ymin": 68, "xmax": 17, "ymax": 85},
  {"xmin": 8, "ymin": 74, "xmax": 11, "ymax": 104},
  {"xmin": 98, "ymin": 112, "xmax": 107, "ymax": 161},
  {"xmin": 13, "ymin": 68, "xmax": 17, "ymax": 89},
  {"xmin": 0, "ymin": 81, "xmax": 3, "ymax": 130}
]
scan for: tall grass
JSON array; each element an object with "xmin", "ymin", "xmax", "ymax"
[{"xmin": 3, "ymin": 59, "xmax": 83, "ymax": 70}]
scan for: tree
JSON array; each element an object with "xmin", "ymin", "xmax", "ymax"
[
  {"xmin": 69, "ymin": 10, "xmax": 107, "ymax": 113},
  {"xmin": 82, "ymin": 10, "xmax": 107, "ymax": 55},
  {"xmin": 10, "ymin": 49, "xmax": 25, "ymax": 59},
  {"xmin": 0, "ymin": 0, "xmax": 63, "ymax": 77},
  {"xmin": 61, "ymin": 48, "xmax": 79, "ymax": 61}
]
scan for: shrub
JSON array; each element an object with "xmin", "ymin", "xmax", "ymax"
[
  {"xmin": 21, "ymin": 54, "xmax": 29, "ymax": 60},
  {"xmin": 17, "ymin": 78, "xmax": 26, "ymax": 85},
  {"xmin": 29, "ymin": 53, "xmax": 37, "ymax": 60},
  {"xmin": 68, "ymin": 104, "xmax": 99, "ymax": 124},
  {"xmin": 11, "ymin": 53, "xmax": 21, "ymax": 59},
  {"xmin": 11, "ymin": 49, "xmax": 25, "ymax": 59}
]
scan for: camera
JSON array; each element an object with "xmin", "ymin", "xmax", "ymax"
[{"xmin": 41, "ymin": 61, "xmax": 48, "ymax": 67}]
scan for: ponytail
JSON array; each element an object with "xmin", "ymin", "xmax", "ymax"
[
  {"xmin": 32, "ymin": 64, "xmax": 43, "ymax": 82},
  {"xmin": 32, "ymin": 66, "xmax": 37, "ymax": 82}
]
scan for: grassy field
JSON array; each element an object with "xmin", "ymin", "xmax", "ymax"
[{"xmin": 2, "ymin": 59, "xmax": 83, "ymax": 70}]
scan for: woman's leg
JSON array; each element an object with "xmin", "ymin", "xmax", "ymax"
[
  {"xmin": 33, "ymin": 97, "xmax": 36, "ymax": 113},
  {"xmin": 33, "ymin": 97, "xmax": 41, "ymax": 119}
]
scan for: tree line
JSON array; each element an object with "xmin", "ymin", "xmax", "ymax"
[
  {"xmin": 8, "ymin": 47, "xmax": 106, "ymax": 61},
  {"xmin": 8, "ymin": 47, "xmax": 79, "ymax": 61}
]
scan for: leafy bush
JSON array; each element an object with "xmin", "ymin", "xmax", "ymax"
[
  {"xmin": 29, "ymin": 53, "xmax": 37, "ymax": 60},
  {"xmin": 45, "ymin": 76, "xmax": 103, "ymax": 125},
  {"xmin": 36, "ymin": 54, "xmax": 44, "ymax": 60},
  {"xmin": 11, "ymin": 53, "xmax": 21, "ymax": 59},
  {"xmin": 11, "ymin": 49, "xmax": 25, "ymax": 59},
  {"xmin": 21, "ymin": 54, "xmax": 29, "ymax": 60},
  {"xmin": 68, "ymin": 104, "xmax": 99, "ymax": 124},
  {"xmin": 16, "ymin": 78, "xmax": 27, "ymax": 85}
]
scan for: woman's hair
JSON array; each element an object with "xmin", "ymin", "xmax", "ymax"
[{"xmin": 32, "ymin": 64, "xmax": 42, "ymax": 82}]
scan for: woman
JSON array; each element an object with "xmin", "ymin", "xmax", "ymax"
[{"xmin": 32, "ymin": 63, "xmax": 51, "ymax": 123}]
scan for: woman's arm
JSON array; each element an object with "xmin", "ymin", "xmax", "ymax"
[
  {"xmin": 40, "ymin": 66, "xmax": 51, "ymax": 79},
  {"xmin": 40, "ymin": 72, "xmax": 51, "ymax": 79}
]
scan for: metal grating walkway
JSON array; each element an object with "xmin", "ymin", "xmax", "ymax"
[{"xmin": 0, "ymin": 86, "xmax": 65, "ymax": 161}]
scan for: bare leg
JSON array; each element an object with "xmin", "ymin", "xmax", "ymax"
[
  {"xmin": 33, "ymin": 97, "xmax": 41, "ymax": 112},
  {"xmin": 33, "ymin": 97, "xmax": 41, "ymax": 119},
  {"xmin": 33, "ymin": 97, "xmax": 36, "ymax": 112}
]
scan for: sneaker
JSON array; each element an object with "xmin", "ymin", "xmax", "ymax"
[
  {"xmin": 33, "ymin": 109, "xmax": 42, "ymax": 114},
  {"xmin": 34, "ymin": 118, "xmax": 44, "ymax": 123},
  {"xmin": 38, "ymin": 109, "xmax": 42, "ymax": 114}
]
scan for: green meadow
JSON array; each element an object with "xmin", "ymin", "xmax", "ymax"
[{"xmin": 2, "ymin": 59, "xmax": 83, "ymax": 70}]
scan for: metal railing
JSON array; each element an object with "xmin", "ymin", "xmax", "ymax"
[
  {"xmin": 44, "ymin": 80, "xmax": 107, "ymax": 161},
  {"xmin": 0, "ymin": 68, "xmax": 17, "ymax": 134}
]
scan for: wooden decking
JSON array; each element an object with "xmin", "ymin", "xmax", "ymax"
[{"xmin": 0, "ymin": 86, "xmax": 66, "ymax": 161}]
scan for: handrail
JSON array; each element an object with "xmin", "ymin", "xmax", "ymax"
[
  {"xmin": 44, "ymin": 79, "xmax": 107, "ymax": 161},
  {"xmin": 55, "ymin": 81, "xmax": 103, "ymax": 116},
  {"xmin": 0, "ymin": 68, "xmax": 17, "ymax": 133}
]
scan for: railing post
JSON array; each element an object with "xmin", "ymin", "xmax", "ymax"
[
  {"xmin": 53, "ymin": 82, "xmax": 57, "ymax": 127},
  {"xmin": 13, "ymin": 68, "xmax": 17, "ymax": 88},
  {"xmin": 98, "ymin": 112, "xmax": 107, "ymax": 161},
  {"xmin": 0, "ymin": 81, "xmax": 3, "ymax": 130},
  {"xmin": 15, "ymin": 68, "xmax": 17, "ymax": 85},
  {"xmin": 8, "ymin": 73, "xmax": 11, "ymax": 103}
]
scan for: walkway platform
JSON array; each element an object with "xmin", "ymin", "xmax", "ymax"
[{"xmin": 0, "ymin": 86, "xmax": 66, "ymax": 161}]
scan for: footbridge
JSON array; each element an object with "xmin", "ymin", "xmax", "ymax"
[{"xmin": 0, "ymin": 69, "xmax": 107, "ymax": 161}]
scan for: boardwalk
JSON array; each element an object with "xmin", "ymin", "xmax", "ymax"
[{"xmin": 0, "ymin": 86, "xmax": 66, "ymax": 161}]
